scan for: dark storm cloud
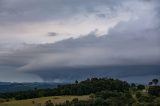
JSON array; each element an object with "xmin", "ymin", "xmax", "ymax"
[
  {"xmin": 28, "ymin": 65, "xmax": 160, "ymax": 83},
  {"xmin": 0, "ymin": 0, "xmax": 160, "ymax": 83},
  {"xmin": 4, "ymin": 23, "xmax": 159, "ymax": 82}
]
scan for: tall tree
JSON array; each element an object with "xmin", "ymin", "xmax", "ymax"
[
  {"xmin": 75, "ymin": 80, "xmax": 79, "ymax": 85},
  {"xmin": 148, "ymin": 82, "xmax": 153, "ymax": 86},
  {"xmin": 152, "ymin": 79, "xmax": 159, "ymax": 86}
]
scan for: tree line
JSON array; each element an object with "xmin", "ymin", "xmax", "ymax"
[
  {"xmin": 0, "ymin": 77, "xmax": 159, "ymax": 106},
  {"xmin": 43, "ymin": 78, "xmax": 160, "ymax": 106},
  {"xmin": 0, "ymin": 78, "xmax": 130, "ymax": 100},
  {"xmin": 38, "ymin": 77, "xmax": 160, "ymax": 106}
]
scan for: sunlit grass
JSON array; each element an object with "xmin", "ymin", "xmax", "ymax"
[{"xmin": 0, "ymin": 95, "xmax": 89, "ymax": 106}]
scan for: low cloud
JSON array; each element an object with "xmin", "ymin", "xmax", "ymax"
[{"xmin": 0, "ymin": 0, "xmax": 159, "ymax": 83}]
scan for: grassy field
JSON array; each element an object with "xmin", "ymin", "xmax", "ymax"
[{"xmin": 0, "ymin": 95, "xmax": 89, "ymax": 106}]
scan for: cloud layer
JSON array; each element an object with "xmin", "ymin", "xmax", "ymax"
[{"xmin": 0, "ymin": 0, "xmax": 160, "ymax": 83}]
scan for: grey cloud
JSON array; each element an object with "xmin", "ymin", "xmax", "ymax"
[
  {"xmin": 0, "ymin": 0, "xmax": 159, "ymax": 26},
  {"xmin": 96, "ymin": 14, "xmax": 106, "ymax": 18},
  {"xmin": 0, "ymin": 66, "xmax": 42, "ymax": 82},
  {"xmin": 0, "ymin": 0, "xmax": 160, "ymax": 83},
  {"xmin": 3, "ymin": 26, "xmax": 159, "ymax": 82},
  {"xmin": 48, "ymin": 32, "xmax": 58, "ymax": 37},
  {"xmin": 1, "ymin": 5, "xmax": 160, "ymax": 81},
  {"xmin": 0, "ymin": 0, "xmax": 141, "ymax": 24},
  {"xmin": 27, "ymin": 65, "xmax": 160, "ymax": 83}
]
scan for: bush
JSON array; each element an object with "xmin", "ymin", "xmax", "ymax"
[
  {"xmin": 72, "ymin": 98, "xmax": 79, "ymax": 103},
  {"xmin": 0, "ymin": 98, "xmax": 7, "ymax": 103},
  {"xmin": 148, "ymin": 86, "xmax": 160, "ymax": 96},
  {"xmin": 137, "ymin": 85, "xmax": 145, "ymax": 90},
  {"xmin": 136, "ymin": 92, "xmax": 142, "ymax": 98},
  {"xmin": 138, "ymin": 95, "xmax": 154, "ymax": 103}
]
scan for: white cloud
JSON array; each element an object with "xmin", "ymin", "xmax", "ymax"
[{"xmin": 0, "ymin": 0, "xmax": 151, "ymax": 44}]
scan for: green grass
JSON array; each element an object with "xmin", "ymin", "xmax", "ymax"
[{"xmin": 0, "ymin": 95, "xmax": 89, "ymax": 106}]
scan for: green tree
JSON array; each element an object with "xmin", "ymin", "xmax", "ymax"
[
  {"xmin": 131, "ymin": 83, "xmax": 136, "ymax": 88},
  {"xmin": 137, "ymin": 85, "xmax": 145, "ymax": 90},
  {"xmin": 75, "ymin": 80, "xmax": 79, "ymax": 85},
  {"xmin": 152, "ymin": 79, "xmax": 159, "ymax": 86},
  {"xmin": 148, "ymin": 82, "xmax": 153, "ymax": 86},
  {"xmin": 148, "ymin": 86, "xmax": 160, "ymax": 96}
]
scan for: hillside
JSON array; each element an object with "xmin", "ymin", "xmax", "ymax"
[
  {"xmin": 0, "ymin": 95, "xmax": 89, "ymax": 106},
  {"xmin": 0, "ymin": 78, "xmax": 159, "ymax": 106}
]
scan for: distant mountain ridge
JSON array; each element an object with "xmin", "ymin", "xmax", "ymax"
[{"xmin": 0, "ymin": 82, "xmax": 63, "ymax": 93}]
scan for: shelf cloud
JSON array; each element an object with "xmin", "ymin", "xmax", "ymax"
[{"xmin": 0, "ymin": 0, "xmax": 160, "ymax": 83}]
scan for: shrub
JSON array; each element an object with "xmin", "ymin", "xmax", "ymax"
[
  {"xmin": 148, "ymin": 86, "xmax": 160, "ymax": 96},
  {"xmin": 137, "ymin": 85, "xmax": 145, "ymax": 90}
]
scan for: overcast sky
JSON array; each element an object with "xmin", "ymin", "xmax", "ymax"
[{"xmin": 0, "ymin": 0, "xmax": 160, "ymax": 83}]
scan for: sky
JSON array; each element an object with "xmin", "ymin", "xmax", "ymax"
[{"xmin": 0, "ymin": 0, "xmax": 160, "ymax": 83}]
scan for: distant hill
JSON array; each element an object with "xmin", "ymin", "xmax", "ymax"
[
  {"xmin": 0, "ymin": 82, "xmax": 64, "ymax": 93},
  {"xmin": 0, "ymin": 77, "xmax": 159, "ymax": 106}
]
